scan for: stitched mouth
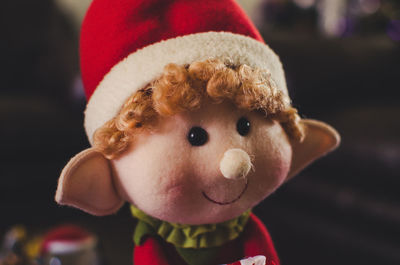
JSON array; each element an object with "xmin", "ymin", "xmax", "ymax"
[{"xmin": 202, "ymin": 179, "xmax": 249, "ymax": 205}]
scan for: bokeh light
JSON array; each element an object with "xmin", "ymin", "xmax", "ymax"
[{"xmin": 387, "ymin": 20, "xmax": 400, "ymax": 41}]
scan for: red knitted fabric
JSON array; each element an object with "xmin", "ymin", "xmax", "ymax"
[{"xmin": 80, "ymin": 0, "xmax": 264, "ymax": 100}]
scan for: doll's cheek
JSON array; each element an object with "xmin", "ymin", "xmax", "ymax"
[
  {"xmin": 249, "ymin": 125, "xmax": 293, "ymax": 196},
  {"xmin": 113, "ymin": 163, "xmax": 187, "ymax": 202},
  {"xmin": 110, "ymin": 141, "xmax": 195, "ymax": 209}
]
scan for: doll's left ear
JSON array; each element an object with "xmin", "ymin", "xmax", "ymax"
[{"xmin": 286, "ymin": 119, "xmax": 340, "ymax": 180}]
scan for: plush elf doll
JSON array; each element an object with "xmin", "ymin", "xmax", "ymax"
[{"xmin": 55, "ymin": 0, "xmax": 340, "ymax": 264}]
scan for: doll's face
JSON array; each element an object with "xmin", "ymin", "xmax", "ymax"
[{"xmin": 111, "ymin": 99, "xmax": 292, "ymax": 225}]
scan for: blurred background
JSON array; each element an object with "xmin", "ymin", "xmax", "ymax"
[{"xmin": 0, "ymin": 0, "xmax": 399, "ymax": 264}]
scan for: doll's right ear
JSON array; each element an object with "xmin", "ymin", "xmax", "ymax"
[{"xmin": 55, "ymin": 148, "xmax": 124, "ymax": 216}]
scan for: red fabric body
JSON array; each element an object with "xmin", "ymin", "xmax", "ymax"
[
  {"xmin": 242, "ymin": 214, "xmax": 280, "ymax": 265},
  {"xmin": 133, "ymin": 213, "xmax": 280, "ymax": 265},
  {"xmin": 80, "ymin": 0, "xmax": 265, "ymax": 100},
  {"xmin": 133, "ymin": 237, "xmax": 180, "ymax": 265}
]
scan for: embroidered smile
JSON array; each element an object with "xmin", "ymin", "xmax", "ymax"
[{"xmin": 202, "ymin": 179, "xmax": 249, "ymax": 205}]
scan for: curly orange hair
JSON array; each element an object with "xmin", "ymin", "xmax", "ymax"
[{"xmin": 93, "ymin": 59, "xmax": 304, "ymax": 159}]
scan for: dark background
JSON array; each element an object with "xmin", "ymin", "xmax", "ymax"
[{"xmin": 1, "ymin": 0, "xmax": 399, "ymax": 264}]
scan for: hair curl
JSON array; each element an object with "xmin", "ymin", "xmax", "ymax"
[{"xmin": 93, "ymin": 59, "xmax": 304, "ymax": 159}]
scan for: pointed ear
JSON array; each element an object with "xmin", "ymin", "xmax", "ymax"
[
  {"xmin": 55, "ymin": 148, "xmax": 124, "ymax": 216},
  {"xmin": 287, "ymin": 119, "xmax": 341, "ymax": 180}
]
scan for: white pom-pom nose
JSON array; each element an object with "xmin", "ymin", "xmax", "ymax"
[{"xmin": 220, "ymin": 148, "xmax": 252, "ymax": 180}]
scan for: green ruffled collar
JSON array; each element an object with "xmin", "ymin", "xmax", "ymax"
[{"xmin": 130, "ymin": 205, "xmax": 251, "ymax": 249}]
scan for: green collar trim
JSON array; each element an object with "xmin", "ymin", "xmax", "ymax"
[{"xmin": 130, "ymin": 205, "xmax": 251, "ymax": 249}]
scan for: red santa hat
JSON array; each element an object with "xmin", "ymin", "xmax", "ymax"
[
  {"xmin": 81, "ymin": 0, "xmax": 288, "ymax": 143},
  {"xmin": 40, "ymin": 225, "xmax": 96, "ymax": 255}
]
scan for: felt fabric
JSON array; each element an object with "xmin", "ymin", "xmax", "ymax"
[
  {"xmin": 83, "ymin": 32, "xmax": 286, "ymax": 143},
  {"xmin": 55, "ymin": 148, "xmax": 124, "ymax": 216},
  {"xmin": 174, "ymin": 246, "xmax": 220, "ymax": 265},
  {"xmin": 81, "ymin": 0, "xmax": 262, "ymax": 98},
  {"xmin": 132, "ymin": 213, "xmax": 280, "ymax": 265},
  {"xmin": 80, "ymin": 0, "xmax": 288, "ymax": 141},
  {"xmin": 287, "ymin": 119, "xmax": 341, "ymax": 180},
  {"xmin": 134, "ymin": 237, "xmax": 180, "ymax": 265},
  {"xmin": 242, "ymin": 214, "xmax": 280, "ymax": 265},
  {"xmin": 131, "ymin": 205, "xmax": 251, "ymax": 249},
  {"xmin": 111, "ymin": 100, "xmax": 293, "ymax": 225}
]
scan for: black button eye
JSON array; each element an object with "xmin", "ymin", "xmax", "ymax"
[
  {"xmin": 237, "ymin": 117, "xmax": 251, "ymax": 136},
  {"xmin": 188, "ymin": 127, "xmax": 209, "ymax": 146}
]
